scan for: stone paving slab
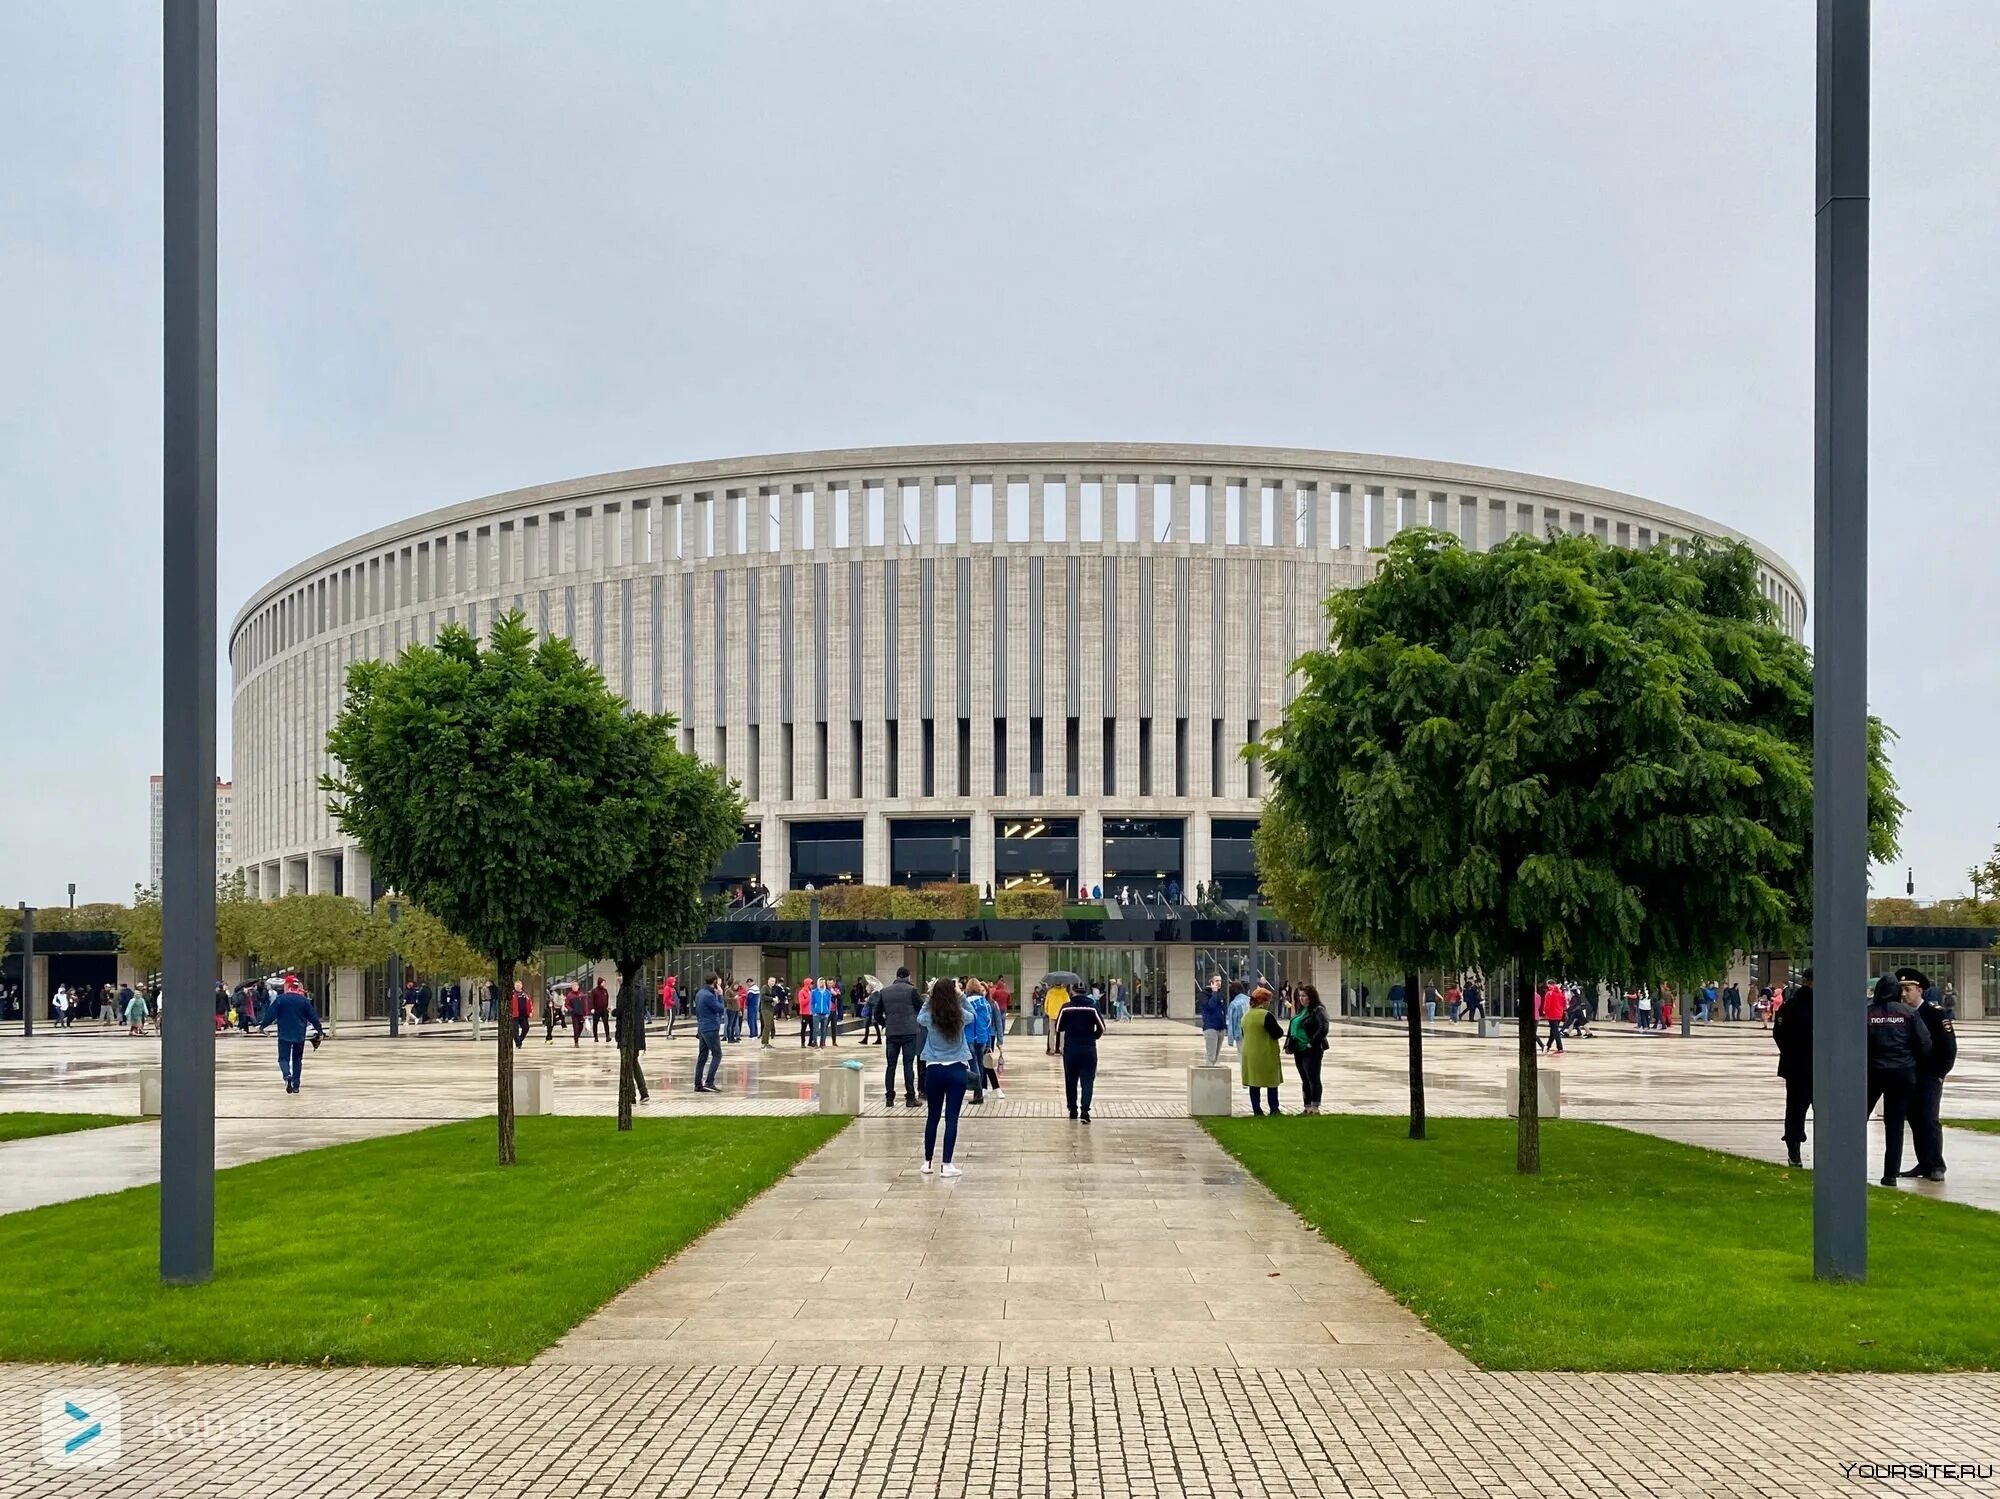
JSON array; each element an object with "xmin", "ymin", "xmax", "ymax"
[
  {"xmin": 3, "ymin": 1363, "xmax": 1996, "ymax": 1497},
  {"xmin": 539, "ymin": 1118, "xmax": 1465, "ymax": 1371}
]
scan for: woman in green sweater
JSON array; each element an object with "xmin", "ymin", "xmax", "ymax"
[{"xmin": 1239, "ymin": 985, "xmax": 1284, "ymax": 1116}]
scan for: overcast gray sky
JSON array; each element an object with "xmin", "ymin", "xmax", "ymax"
[{"xmin": 2, "ymin": 1, "xmax": 1994, "ymax": 905}]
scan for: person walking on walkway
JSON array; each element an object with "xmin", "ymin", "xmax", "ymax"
[
  {"xmin": 623, "ymin": 991, "xmax": 651, "ymax": 1104},
  {"xmin": 917, "ymin": 978, "xmax": 971, "ymax": 1176},
  {"xmin": 1056, "ymin": 983, "xmax": 1105, "ymax": 1123},
  {"xmin": 124, "ymin": 984, "xmax": 150, "ymax": 1035},
  {"xmin": 1241, "ymin": 985, "xmax": 1284, "ymax": 1116},
  {"xmin": 1898, "ymin": 968, "xmax": 1956, "ymax": 1182},
  {"xmin": 810, "ymin": 977, "xmax": 832, "ymax": 1047},
  {"xmin": 257, "ymin": 974, "xmax": 325, "ymax": 1094},
  {"xmin": 589, "ymin": 979, "xmax": 611, "ymax": 1042},
  {"xmin": 1199, "ymin": 975, "xmax": 1228, "ymax": 1064},
  {"xmin": 799, "ymin": 977, "xmax": 817, "ymax": 1047},
  {"xmin": 878, "ymin": 967, "xmax": 923, "ymax": 1108},
  {"xmin": 693, "ymin": 973, "xmax": 726, "ymax": 1093},
  {"xmin": 1866, "ymin": 973, "xmax": 1932, "ymax": 1186},
  {"xmin": 1288, "ymin": 984, "xmax": 1329, "ymax": 1113},
  {"xmin": 1538, "ymin": 980, "xmax": 1567, "ymax": 1054},
  {"xmin": 1772, "ymin": 968, "xmax": 1814, "ymax": 1167},
  {"xmin": 760, "ymin": 978, "xmax": 778, "ymax": 1046},
  {"xmin": 1042, "ymin": 981, "xmax": 1064, "ymax": 1054},
  {"xmin": 965, "ymin": 979, "xmax": 994, "ymax": 1106},
  {"xmin": 661, "ymin": 974, "xmax": 679, "ymax": 1038},
  {"xmin": 568, "ymin": 986, "xmax": 587, "ymax": 1047},
  {"xmin": 508, "ymin": 982, "xmax": 531, "ymax": 1047}
]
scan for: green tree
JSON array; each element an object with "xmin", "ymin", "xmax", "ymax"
[
  {"xmin": 1255, "ymin": 529, "xmax": 1903, "ymax": 1173},
  {"xmin": 323, "ymin": 613, "xmax": 645, "ymax": 1164},
  {"xmin": 570, "ymin": 714, "xmax": 744, "ymax": 1129},
  {"xmin": 253, "ymin": 893, "xmax": 389, "ymax": 977},
  {"xmin": 393, "ymin": 903, "xmax": 491, "ymax": 988},
  {"xmin": 117, "ymin": 886, "xmax": 163, "ymax": 975}
]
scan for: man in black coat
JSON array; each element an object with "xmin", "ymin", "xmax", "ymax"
[
  {"xmin": 1896, "ymin": 968, "xmax": 1957, "ymax": 1181},
  {"xmin": 1771, "ymin": 970, "xmax": 1814, "ymax": 1167},
  {"xmin": 1865, "ymin": 973, "xmax": 1932, "ymax": 1187}
]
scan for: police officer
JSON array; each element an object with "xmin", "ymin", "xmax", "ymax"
[
  {"xmin": 1865, "ymin": 973, "xmax": 1932, "ymax": 1187},
  {"xmin": 1771, "ymin": 968, "xmax": 1814, "ymax": 1167},
  {"xmin": 1895, "ymin": 967, "xmax": 1956, "ymax": 1182}
]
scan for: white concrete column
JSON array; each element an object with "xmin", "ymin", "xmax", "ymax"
[
  {"xmin": 1951, "ymin": 948, "xmax": 1984, "ymax": 1019},
  {"xmin": 875, "ymin": 944, "xmax": 913, "ymax": 983},
  {"xmin": 1165, "ymin": 944, "xmax": 1197, "ymax": 1020},
  {"xmin": 333, "ymin": 967, "xmax": 365, "ymax": 1024},
  {"xmin": 1018, "ymin": 943, "xmax": 1050, "ymax": 1006},
  {"xmin": 1079, "ymin": 807, "xmax": 1104, "ymax": 896},
  {"xmin": 970, "ymin": 814, "xmax": 996, "ymax": 897},
  {"xmin": 760, "ymin": 815, "xmax": 790, "ymax": 895},
  {"xmin": 863, "ymin": 810, "xmax": 891, "ymax": 886},
  {"xmin": 346, "ymin": 843, "xmax": 373, "ymax": 907},
  {"xmin": 728, "ymin": 946, "xmax": 761, "ymax": 984},
  {"xmin": 1186, "ymin": 808, "xmax": 1214, "ymax": 894}
]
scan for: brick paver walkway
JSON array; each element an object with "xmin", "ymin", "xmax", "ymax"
[
  {"xmin": 4, "ymin": 1364, "xmax": 1995, "ymax": 1497},
  {"xmin": 540, "ymin": 1118, "xmax": 1464, "ymax": 1370}
]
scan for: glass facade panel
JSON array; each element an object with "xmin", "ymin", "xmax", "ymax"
[{"xmin": 1047, "ymin": 944, "xmax": 1169, "ymax": 1016}]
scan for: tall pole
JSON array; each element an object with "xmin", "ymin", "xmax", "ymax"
[
  {"xmin": 161, "ymin": 0, "xmax": 218, "ymax": 1286},
  {"xmin": 1812, "ymin": 0, "xmax": 1869, "ymax": 1283},
  {"xmin": 808, "ymin": 892, "xmax": 821, "ymax": 990},
  {"xmin": 1246, "ymin": 890, "xmax": 1259, "ymax": 989},
  {"xmin": 18, "ymin": 905, "xmax": 33, "ymax": 1037},
  {"xmin": 386, "ymin": 897, "xmax": 403, "ymax": 1038}
]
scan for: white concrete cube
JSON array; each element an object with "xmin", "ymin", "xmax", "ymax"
[
  {"xmin": 1186, "ymin": 1064, "xmax": 1233, "ymax": 1117},
  {"xmin": 1504, "ymin": 1066, "xmax": 1561, "ymax": 1118},
  {"xmin": 139, "ymin": 1066, "xmax": 162, "ymax": 1117},
  {"xmin": 818, "ymin": 1065, "xmax": 861, "ymax": 1115},
  {"xmin": 512, "ymin": 1067, "xmax": 552, "ymax": 1116},
  {"xmin": 1477, "ymin": 1015, "xmax": 1503, "ymax": 1039}
]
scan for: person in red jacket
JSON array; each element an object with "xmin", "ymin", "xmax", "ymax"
[
  {"xmin": 589, "ymin": 979, "xmax": 612, "ymax": 1042},
  {"xmin": 1538, "ymin": 981, "xmax": 1567, "ymax": 1054}
]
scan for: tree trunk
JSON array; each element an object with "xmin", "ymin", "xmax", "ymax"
[
  {"xmin": 1404, "ymin": 966, "xmax": 1426, "ymax": 1140},
  {"xmin": 1516, "ymin": 970, "xmax": 1540, "ymax": 1174},
  {"xmin": 496, "ymin": 956, "xmax": 518, "ymax": 1166},
  {"xmin": 615, "ymin": 959, "xmax": 640, "ymax": 1132}
]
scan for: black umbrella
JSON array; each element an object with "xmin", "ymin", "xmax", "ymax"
[{"xmin": 1040, "ymin": 971, "xmax": 1087, "ymax": 992}]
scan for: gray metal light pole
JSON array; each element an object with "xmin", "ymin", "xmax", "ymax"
[
  {"xmin": 17, "ymin": 904, "xmax": 33, "ymax": 1037},
  {"xmin": 808, "ymin": 889, "xmax": 821, "ymax": 989},
  {"xmin": 1246, "ymin": 891, "xmax": 1259, "ymax": 989},
  {"xmin": 1812, "ymin": 0, "xmax": 1870, "ymax": 1283},
  {"xmin": 160, "ymin": 0, "xmax": 218, "ymax": 1286},
  {"xmin": 386, "ymin": 896, "xmax": 403, "ymax": 1038}
]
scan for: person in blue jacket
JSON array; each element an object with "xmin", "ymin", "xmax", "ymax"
[
  {"xmin": 693, "ymin": 974, "xmax": 726, "ymax": 1093},
  {"xmin": 964, "ymin": 981, "xmax": 994, "ymax": 1105},
  {"xmin": 256, "ymin": 974, "xmax": 325, "ymax": 1094},
  {"xmin": 1198, "ymin": 975, "xmax": 1229, "ymax": 1064},
  {"xmin": 1225, "ymin": 981, "xmax": 1250, "ymax": 1051}
]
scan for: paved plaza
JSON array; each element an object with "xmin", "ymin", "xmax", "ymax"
[
  {"xmin": 4, "ymin": 1016, "xmax": 1998, "ymax": 1214},
  {"xmin": 541, "ymin": 1118, "xmax": 1465, "ymax": 1370},
  {"xmin": 5, "ymin": 1018, "xmax": 2000, "ymax": 1495}
]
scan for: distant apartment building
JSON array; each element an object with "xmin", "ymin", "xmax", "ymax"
[{"xmin": 148, "ymin": 775, "xmax": 233, "ymax": 891}]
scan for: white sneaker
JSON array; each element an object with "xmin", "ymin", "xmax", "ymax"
[
  {"xmin": 940, "ymin": 1164, "xmax": 963, "ymax": 1178},
  {"xmin": 994, "ymin": 1089, "xmax": 1005, "ymax": 1099},
  {"xmin": 920, "ymin": 1160, "xmax": 932, "ymax": 1174}
]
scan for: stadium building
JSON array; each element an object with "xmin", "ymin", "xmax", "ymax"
[{"xmin": 228, "ymin": 444, "xmax": 1807, "ymax": 1017}]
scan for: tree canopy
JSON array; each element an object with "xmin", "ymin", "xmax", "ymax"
[
  {"xmin": 570, "ymin": 710, "xmax": 745, "ymax": 1127},
  {"xmin": 1258, "ymin": 529, "xmax": 1901, "ymax": 985},
  {"xmin": 1255, "ymin": 529, "xmax": 1904, "ymax": 1168},
  {"xmin": 324, "ymin": 612, "xmax": 648, "ymax": 1163}
]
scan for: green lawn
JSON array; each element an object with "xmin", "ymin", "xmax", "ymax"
[
  {"xmin": 0, "ymin": 1114, "xmax": 845, "ymax": 1365},
  {"xmin": 0, "ymin": 1113, "xmax": 139, "ymax": 1144},
  {"xmin": 1945, "ymin": 1118, "xmax": 2000, "ymax": 1136},
  {"xmin": 1206, "ymin": 1115, "xmax": 2000, "ymax": 1372}
]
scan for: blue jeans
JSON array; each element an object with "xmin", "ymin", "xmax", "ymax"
[
  {"xmin": 923, "ymin": 1062, "xmax": 969, "ymax": 1164},
  {"xmin": 1248, "ymin": 1086, "xmax": 1279, "ymax": 1115},
  {"xmin": 277, "ymin": 1038, "xmax": 304, "ymax": 1089},
  {"xmin": 696, "ymin": 1032, "xmax": 722, "ymax": 1089},
  {"xmin": 884, "ymin": 1034, "xmax": 918, "ymax": 1104}
]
